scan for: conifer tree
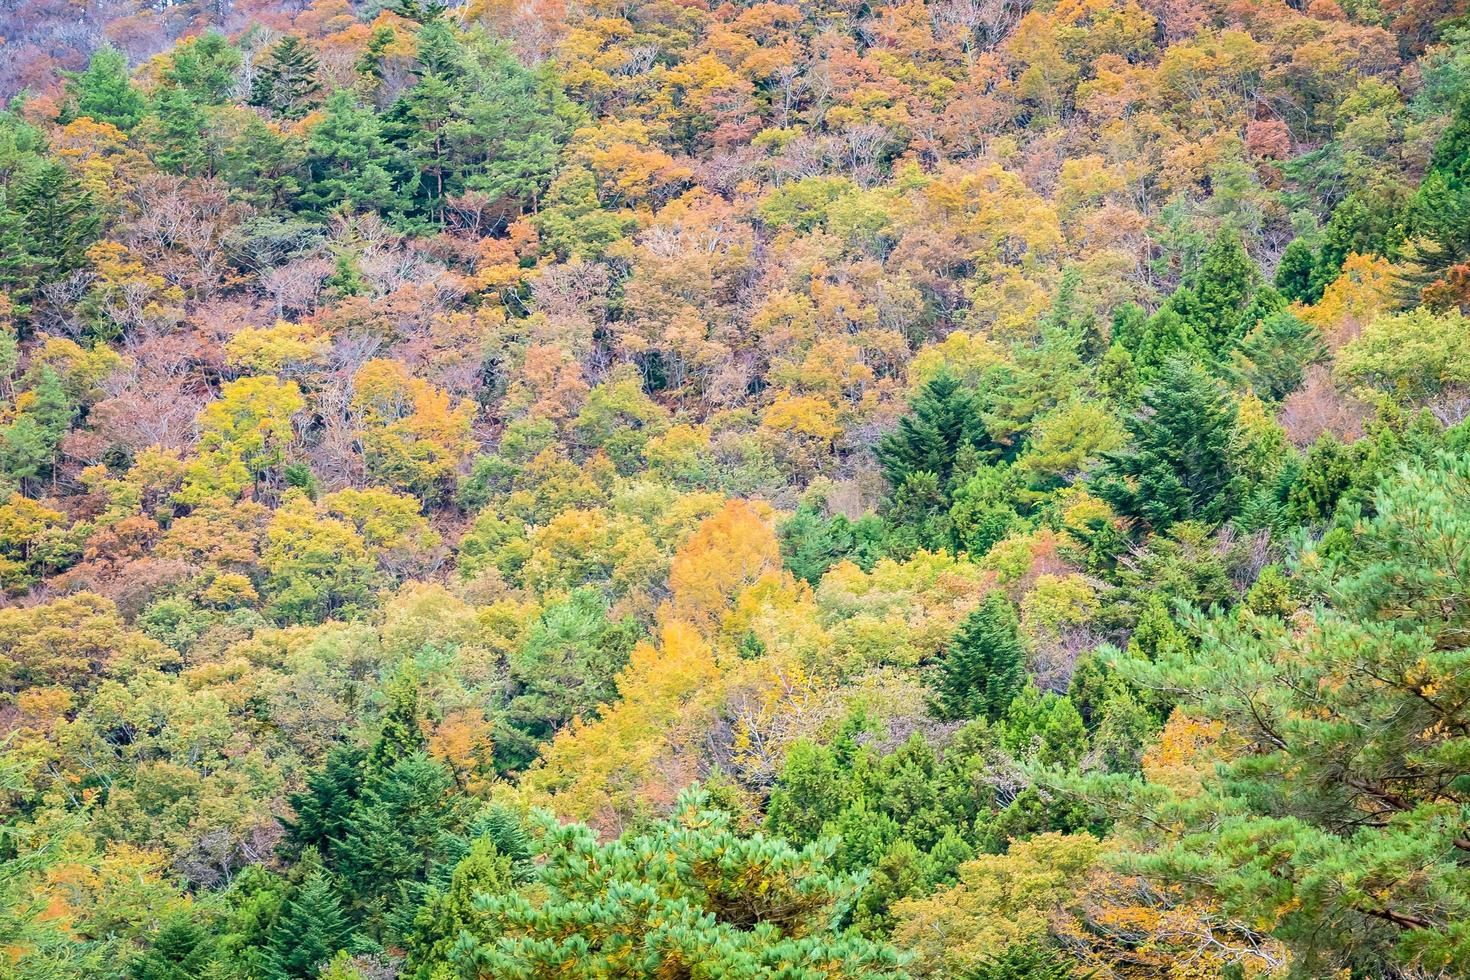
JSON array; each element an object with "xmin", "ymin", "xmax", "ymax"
[
  {"xmin": 282, "ymin": 745, "xmax": 366, "ymax": 859},
  {"xmin": 261, "ymin": 871, "xmax": 356, "ymax": 980},
  {"xmin": 337, "ymin": 752, "xmax": 471, "ymax": 939},
  {"xmin": 877, "ymin": 371, "xmax": 998, "ymax": 495},
  {"xmin": 1229, "ymin": 310, "xmax": 1328, "ymax": 401},
  {"xmin": 932, "ymin": 593, "xmax": 1026, "ymax": 722},
  {"xmin": 164, "ymin": 32, "xmax": 243, "ymax": 105},
  {"xmin": 1274, "ymin": 238, "xmax": 1317, "ymax": 303},
  {"xmin": 1093, "ymin": 358, "xmax": 1244, "ymax": 531},
  {"xmin": 11, "ymin": 161, "xmax": 100, "ymax": 292},
  {"xmin": 366, "ymin": 667, "xmax": 426, "ymax": 774},
  {"xmin": 1109, "ymin": 452, "xmax": 1470, "ymax": 975},
  {"xmin": 250, "ymin": 36, "xmax": 323, "ymax": 120},
  {"xmin": 300, "ymin": 90, "xmax": 401, "ymax": 216},
  {"xmin": 62, "ymin": 46, "xmax": 145, "ymax": 131},
  {"xmin": 1190, "ymin": 227, "xmax": 1260, "ymax": 351},
  {"xmin": 147, "ymin": 87, "xmax": 210, "ymax": 176},
  {"xmin": 129, "ymin": 917, "xmax": 219, "ymax": 980}
]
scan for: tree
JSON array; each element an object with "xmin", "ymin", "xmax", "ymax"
[
  {"xmin": 283, "ymin": 746, "xmax": 367, "ymax": 859},
  {"xmin": 0, "ymin": 366, "xmax": 76, "ymax": 487},
  {"xmin": 494, "ymin": 588, "xmax": 637, "ymax": 773},
  {"xmin": 164, "ymin": 32, "xmax": 243, "ymax": 105},
  {"xmin": 261, "ymin": 493, "xmax": 380, "ymax": 624},
  {"xmin": 448, "ymin": 788, "xmax": 907, "ymax": 979},
  {"xmin": 878, "ymin": 371, "xmax": 999, "ymax": 495},
  {"xmin": 337, "ymin": 752, "xmax": 472, "ymax": 939},
  {"xmin": 1190, "ymin": 228, "xmax": 1260, "ymax": 351},
  {"xmin": 250, "ymin": 36, "xmax": 323, "ymax": 120},
  {"xmin": 1229, "ymin": 310, "xmax": 1328, "ymax": 402},
  {"xmin": 1274, "ymin": 238, "xmax": 1316, "ymax": 304},
  {"xmin": 145, "ymin": 88, "xmax": 211, "ymax": 177},
  {"xmin": 1109, "ymin": 452, "xmax": 1470, "ymax": 976},
  {"xmin": 1093, "ymin": 358, "xmax": 1244, "ymax": 531},
  {"xmin": 667, "ymin": 499, "xmax": 782, "ymax": 632},
  {"xmin": 178, "ymin": 375, "xmax": 305, "ymax": 504},
  {"xmin": 9, "ymin": 161, "xmax": 101, "ymax": 300},
  {"xmin": 261, "ymin": 871, "xmax": 356, "ymax": 979},
  {"xmin": 350, "ymin": 359, "xmax": 478, "ymax": 503},
  {"xmin": 1336, "ymin": 307, "xmax": 1470, "ymax": 404},
  {"xmin": 63, "ymin": 46, "xmax": 145, "ymax": 131},
  {"xmin": 300, "ymin": 90, "xmax": 403, "ymax": 216},
  {"xmin": 932, "ymin": 593, "xmax": 1026, "ymax": 722},
  {"xmin": 406, "ymin": 837, "xmax": 516, "ymax": 979},
  {"xmin": 130, "ymin": 917, "xmax": 219, "ymax": 980}
]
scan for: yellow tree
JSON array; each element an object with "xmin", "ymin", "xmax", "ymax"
[
  {"xmin": 178, "ymin": 376, "xmax": 305, "ymax": 505},
  {"xmin": 350, "ymin": 359, "xmax": 478, "ymax": 503},
  {"xmin": 666, "ymin": 499, "xmax": 783, "ymax": 633},
  {"xmin": 524, "ymin": 620, "xmax": 722, "ymax": 833}
]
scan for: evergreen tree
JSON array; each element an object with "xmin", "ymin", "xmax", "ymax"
[
  {"xmin": 129, "ymin": 917, "xmax": 219, "ymax": 980},
  {"xmin": 1404, "ymin": 95, "xmax": 1470, "ymax": 297},
  {"xmin": 877, "ymin": 371, "xmax": 998, "ymax": 494},
  {"xmin": 406, "ymin": 837, "xmax": 515, "ymax": 979},
  {"xmin": 261, "ymin": 871, "xmax": 356, "ymax": 980},
  {"xmin": 250, "ymin": 36, "xmax": 323, "ymax": 120},
  {"xmin": 1274, "ymin": 238, "xmax": 1317, "ymax": 303},
  {"xmin": 146, "ymin": 87, "xmax": 210, "ymax": 176},
  {"xmin": 366, "ymin": 667, "xmax": 427, "ymax": 775},
  {"xmin": 1093, "ymin": 358, "xmax": 1244, "ymax": 531},
  {"xmin": 1190, "ymin": 227, "xmax": 1260, "ymax": 351},
  {"xmin": 965, "ymin": 944, "xmax": 1078, "ymax": 980},
  {"xmin": 450, "ymin": 788, "xmax": 905, "ymax": 978},
  {"xmin": 779, "ymin": 506, "xmax": 888, "ymax": 583},
  {"xmin": 282, "ymin": 745, "xmax": 366, "ymax": 859},
  {"xmin": 62, "ymin": 46, "xmax": 145, "ymax": 131},
  {"xmin": 1310, "ymin": 187, "xmax": 1407, "ymax": 298},
  {"xmin": 932, "ymin": 593, "xmax": 1026, "ymax": 722},
  {"xmin": 11, "ymin": 161, "xmax": 101, "ymax": 294},
  {"xmin": 299, "ymin": 90, "xmax": 401, "ymax": 216},
  {"xmin": 337, "ymin": 752, "xmax": 471, "ymax": 938},
  {"xmin": 222, "ymin": 115, "xmax": 305, "ymax": 209},
  {"xmin": 1110, "ymin": 452, "xmax": 1470, "ymax": 975},
  {"xmin": 0, "ymin": 366, "xmax": 77, "ymax": 486},
  {"xmin": 164, "ymin": 32, "xmax": 243, "ymax": 105},
  {"xmin": 1229, "ymin": 310, "xmax": 1328, "ymax": 401}
]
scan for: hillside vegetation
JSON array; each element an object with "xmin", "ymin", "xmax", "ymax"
[{"xmin": 3, "ymin": 0, "xmax": 1470, "ymax": 976}]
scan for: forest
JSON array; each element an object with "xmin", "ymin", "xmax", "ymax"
[{"xmin": 2, "ymin": 0, "xmax": 1470, "ymax": 976}]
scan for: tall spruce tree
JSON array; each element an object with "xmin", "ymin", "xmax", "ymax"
[
  {"xmin": 1093, "ymin": 358, "xmax": 1244, "ymax": 531},
  {"xmin": 299, "ymin": 90, "xmax": 401, "ymax": 216},
  {"xmin": 260, "ymin": 871, "xmax": 356, "ymax": 980},
  {"xmin": 250, "ymin": 36, "xmax": 323, "ymax": 120},
  {"xmin": 1274, "ymin": 238, "xmax": 1317, "ymax": 303},
  {"xmin": 62, "ymin": 46, "xmax": 145, "ymax": 131},
  {"xmin": 11, "ymin": 161, "xmax": 100, "ymax": 295},
  {"xmin": 932, "ymin": 593, "xmax": 1027, "ymax": 722},
  {"xmin": 877, "ymin": 371, "xmax": 998, "ymax": 494}
]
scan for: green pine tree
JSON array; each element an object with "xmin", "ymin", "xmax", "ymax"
[
  {"xmin": 145, "ymin": 87, "xmax": 210, "ymax": 176},
  {"xmin": 300, "ymin": 90, "xmax": 402, "ymax": 216},
  {"xmin": 129, "ymin": 917, "xmax": 219, "ymax": 980},
  {"xmin": 932, "ymin": 593, "xmax": 1027, "ymax": 722},
  {"xmin": 337, "ymin": 752, "xmax": 471, "ymax": 939},
  {"xmin": 1093, "ymin": 358, "xmax": 1244, "ymax": 531},
  {"xmin": 1229, "ymin": 310, "xmax": 1328, "ymax": 401},
  {"xmin": 62, "ymin": 46, "xmax": 146, "ymax": 131},
  {"xmin": 1274, "ymin": 238, "xmax": 1317, "ymax": 303},
  {"xmin": 250, "ymin": 36, "xmax": 323, "ymax": 120},
  {"xmin": 11, "ymin": 161, "xmax": 101, "ymax": 296},
  {"xmin": 282, "ymin": 745, "xmax": 366, "ymax": 860},
  {"xmin": 163, "ymin": 32, "xmax": 243, "ymax": 105},
  {"xmin": 261, "ymin": 871, "xmax": 356, "ymax": 980}
]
